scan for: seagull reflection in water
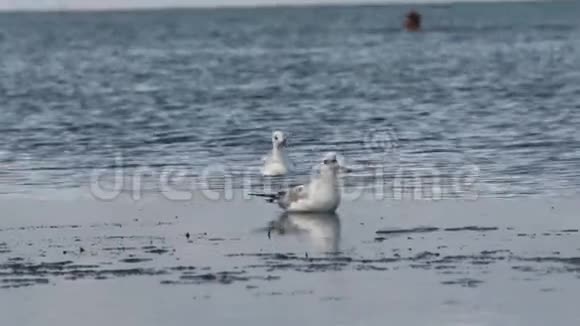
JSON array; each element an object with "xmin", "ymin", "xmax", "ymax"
[{"xmin": 267, "ymin": 212, "xmax": 341, "ymax": 253}]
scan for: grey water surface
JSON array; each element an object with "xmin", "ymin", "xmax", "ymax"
[
  {"xmin": 1, "ymin": 2, "xmax": 580, "ymax": 326},
  {"xmin": 0, "ymin": 1, "xmax": 579, "ymax": 197},
  {"xmin": 1, "ymin": 196, "xmax": 580, "ymax": 326}
]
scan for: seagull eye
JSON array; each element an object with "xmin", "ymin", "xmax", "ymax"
[{"xmin": 274, "ymin": 136, "xmax": 278, "ymax": 141}]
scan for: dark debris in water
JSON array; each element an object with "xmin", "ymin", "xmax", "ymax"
[
  {"xmin": 512, "ymin": 265, "xmax": 538, "ymax": 273},
  {"xmin": 2, "ymin": 246, "xmax": 580, "ymax": 290},
  {"xmin": 104, "ymin": 235, "xmax": 164, "ymax": 240},
  {"xmin": 253, "ymin": 289, "xmax": 314, "ymax": 297},
  {"xmin": 120, "ymin": 257, "xmax": 153, "ymax": 263},
  {"xmin": 2, "ymin": 221, "xmax": 580, "ymax": 291},
  {"xmin": 517, "ymin": 256, "xmax": 580, "ymax": 266},
  {"xmin": 1, "ymin": 277, "xmax": 50, "ymax": 289},
  {"xmin": 443, "ymin": 226, "xmax": 499, "ymax": 232},
  {"xmin": 375, "ymin": 225, "xmax": 498, "ymax": 237},
  {"xmin": 376, "ymin": 226, "xmax": 439, "ymax": 235},
  {"xmin": 161, "ymin": 271, "xmax": 280, "ymax": 286},
  {"xmin": 103, "ymin": 247, "xmax": 138, "ymax": 252},
  {"xmin": 481, "ymin": 249, "xmax": 512, "ymax": 255},
  {"xmin": 0, "ymin": 242, "xmax": 9, "ymax": 254},
  {"xmin": 0, "ymin": 224, "xmax": 81, "ymax": 233},
  {"xmin": 441, "ymin": 278, "xmax": 484, "ymax": 288},
  {"xmin": 169, "ymin": 265, "xmax": 196, "ymax": 271},
  {"xmin": 226, "ymin": 249, "xmax": 580, "ymax": 286},
  {"xmin": 0, "ymin": 259, "xmax": 167, "ymax": 287},
  {"xmin": 144, "ymin": 247, "xmax": 171, "ymax": 255}
]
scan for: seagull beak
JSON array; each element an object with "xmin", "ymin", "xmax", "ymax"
[{"xmin": 280, "ymin": 138, "xmax": 288, "ymax": 147}]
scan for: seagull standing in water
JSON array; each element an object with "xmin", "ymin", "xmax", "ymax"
[
  {"xmin": 252, "ymin": 152, "xmax": 347, "ymax": 213},
  {"xmin": 262, "ymin": 131, "xmax": 292, "ymax": 176}
]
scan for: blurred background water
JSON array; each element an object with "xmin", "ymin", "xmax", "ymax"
[{"xmin": 0, "ymin": 1, "xmax": 579, "ymax": 197}]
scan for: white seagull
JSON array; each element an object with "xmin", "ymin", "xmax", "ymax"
[
  {"xmin": 252, "ymin": 152, "xmax": 347, "ymax": 213},
  {"xmin": 261, "ymin": 131, "xmax": 292, "ymax": 176}
]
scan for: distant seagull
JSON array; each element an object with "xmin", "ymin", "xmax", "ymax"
[
  {"xmin": 262, "ymin": 131, "xmax": 292, "ymax": 176},
  {"xmin": 252, "ymin": 152, "xmax": 347, "ymax": 213}
]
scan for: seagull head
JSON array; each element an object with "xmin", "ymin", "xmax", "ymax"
[
  {"xmin": 272, "ymin": 131, "xmax": 287, "ymax": 149},
  {"xmin": 320, "ymin": 152, "xmax": 340, "ymax": 175},
  {"xmin": 321, "ymin": 152, "xmax": 351, "ymax": 175}
]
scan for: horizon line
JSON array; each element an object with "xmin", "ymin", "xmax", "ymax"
[{"xmin": 0, "ymin": 0, "xmax": 550, "ymax": 14}]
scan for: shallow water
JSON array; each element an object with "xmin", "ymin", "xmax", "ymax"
[
  {"xmin": 1, "ymin": 2, "xmax": 580, "ymax": 197},
  {"xmin": 1, "ymin": 2, "xmax": 580, "ymax": 325},
  {"xmin": 1, "ymin": 195, "xmax": 580, "ymax": 325}
]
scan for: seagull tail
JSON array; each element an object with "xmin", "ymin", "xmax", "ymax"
[
  {"xmin": 248, "ymin": 192, "xmax": 278, "ymax": 203},
  {"xmin": 248, "ymin": 192, "xmax": 285, "ymax": 203}
]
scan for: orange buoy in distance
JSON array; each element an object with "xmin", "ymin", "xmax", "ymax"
[{"xmin": 404, "ymin": 10, "xmax": 421, "ymax": 32}]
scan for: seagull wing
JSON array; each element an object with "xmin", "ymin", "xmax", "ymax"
[
  {"xmin": 262, "ymin": 151, "xmax": 272, "ymax": 163},
  {"xmin": 278, "ymin": 184, "xmax": 309, "ymax": 209}
]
